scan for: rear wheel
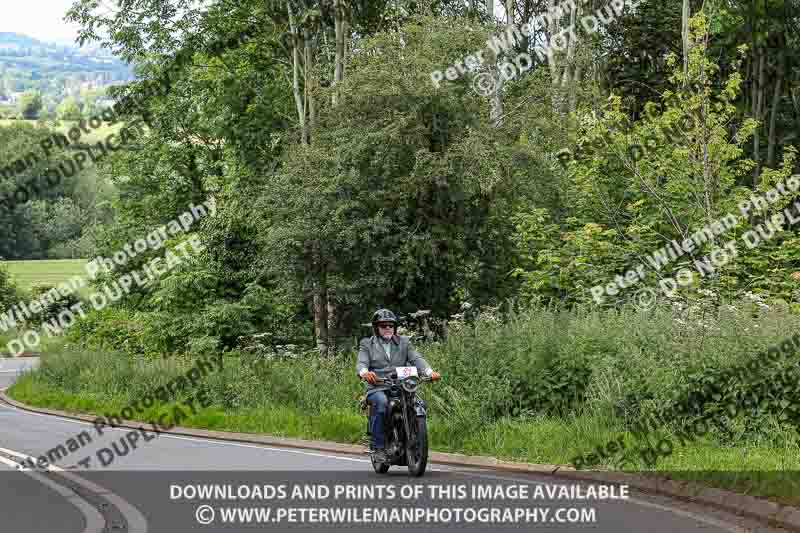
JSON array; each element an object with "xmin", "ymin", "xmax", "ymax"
[{"xmin": 406, "ymin": 417, "xmax": 428, "ymax": 477}]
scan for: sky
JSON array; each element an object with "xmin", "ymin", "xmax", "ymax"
[
  {"xmin": 1, "ymin": 0, "xmax": 509, "ymax": 46},
  {"xmin": 0, "ymin": 0, "xmax": 84, "ymax": 45}
]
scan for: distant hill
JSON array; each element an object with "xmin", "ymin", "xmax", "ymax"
[
  {"xmin": 0, "ymin": 32, "xmax": 43, "ymax": 47},
  {"xmin": 0, "ymin": 32, "xmax": 134, "ymax": 110}
]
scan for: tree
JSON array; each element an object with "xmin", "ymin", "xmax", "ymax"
[
  {"xmin": 0, "ymin": 265, "xmax": 19, "ymax": 312},
  {"xmin": 0, "ymin": 122, "xmax": 77, "ymax": 259},
  {"xmin": 259, "ymin": 17, "xmax": 528, "ymax": 337},
  {"xmin": 17, "ymin": 91, "xmax": 43, "ymax": 120},
  {"xmin": 510, "ymin": 14, "xmax": 796, "ymax": 305},
  {"xmin": 56, "ymin": 97, "xmax": 83, "ymax": 120}
]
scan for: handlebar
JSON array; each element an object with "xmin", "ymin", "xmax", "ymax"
[
  {"xmin": 374, "ymin": 375, "xmax": 433, "ymax": 385},
  {"xmin": 378, "ymin": 376, "xmax": 431, "ymax": 384}
]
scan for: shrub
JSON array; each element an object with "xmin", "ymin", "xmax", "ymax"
[
  {"xmin": 25, "ymin": 284, "xmax": 83, "ymax": 329},
  {"xmin": 0, "ymin": 265, "xmax": 19, "ymax": 311},
  {"xmin": 65, "ymin": 307, "xmax": 148, "ymax": 356},
  {"xmin": 668, "ymin": 348, "xmax": 800, "ymax": 441}
]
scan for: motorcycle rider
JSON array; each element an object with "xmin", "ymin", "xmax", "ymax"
[{"xmin": 357, "ymin": 309, "xmax": 441, "ymax": 462}]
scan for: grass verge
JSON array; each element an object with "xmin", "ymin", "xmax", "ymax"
[{"xmin": 7, "ymin": 349, "xmax": 800, "ymax": 507}]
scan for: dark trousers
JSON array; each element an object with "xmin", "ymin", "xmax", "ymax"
[{"xmin": 367, "ymin": 390, "xmax": 388, "ymax": 449}]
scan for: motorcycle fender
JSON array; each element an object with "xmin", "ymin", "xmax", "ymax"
[{"xmin": 414, "ymin": 399, "xmax": 427, "ymax": 417}]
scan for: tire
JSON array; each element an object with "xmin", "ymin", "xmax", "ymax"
[
  {"xmin": 406, "ymin": 416, "xmax": 428, "ymax": 477},
  {"xmin": 371, "ymin": 455, "xmax": 390, "ymax": 474}
]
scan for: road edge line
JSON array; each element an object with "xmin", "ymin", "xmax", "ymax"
[{"xmin": 2, "ymin": 390, "xmax": 799, "ymax": 532}]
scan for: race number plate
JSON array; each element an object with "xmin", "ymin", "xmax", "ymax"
[{"xmin": 396, "ymin": 366, "xmax": 418, "ymax": 378}]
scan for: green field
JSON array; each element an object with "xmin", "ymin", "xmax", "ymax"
[
  {"xmin": 0, "ymin": 118, "xmax": 125, "ymax": 145},
  {"xmin": 0, "ymin": 259, "xmax": 90, "ymax": 352},
  {"xmin": 2, "ymin": 259, "xmax": 89, "ymax": 295}
]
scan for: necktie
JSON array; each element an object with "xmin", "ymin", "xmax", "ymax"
[{"xmin": 382, "ymin": 342, "xmax": 391, "ymax": 361}]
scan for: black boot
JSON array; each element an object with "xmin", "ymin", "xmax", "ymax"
[{"xmin": 370, "ymin": 447, "xmax": 389, "ymax": 463}]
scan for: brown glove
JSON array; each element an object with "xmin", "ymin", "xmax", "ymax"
[
  {"xmin": 430, "ymin": 371, "xmax": 442, "ymax": 381},
  {"xmin": 362, "ymin": 371, "xmax": 378, "ymax": 384}
]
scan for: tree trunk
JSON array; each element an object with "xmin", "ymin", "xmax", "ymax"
[
  {"xmin": 491, "ymin": 70, "xmax": 504, "ymax": 126},
  {"xmin": 332, "ymin": 0, "xmax": 347, "ymax": 105},
  {"xmin": 767, "ymin": 44, "xmax": 784, "ymax": 169},
  {"xmin": 751, "ymin": 48, "xmax": 759, "ymax": 182},
  {"xmin": 313, "ymin": 272, "xmax": 329, "ymax": 356},
  {"xmin": 568, "ymin": 62, "xmax": 582, "ymax": 113},
  {"xmin": 561, "ymin": 1, "xmax": 580, "ymax": 113},
  {"xmin": 488, "ymin": 0, "xmax": 513, "ymax": 127},
  {"xmin": 753, "ymin": 49, "xmax": 765, "ymax": 182},
  {"xmin": 700, "ymin": 42, "xmax": 713, "ymax": 226},
  {"xmin": 681, "ymin": 0, "xmax": 690, "ymax": 81},
  {"xmin": 304, "ymin": 28, "xmax": 316, "ymax": 134},
  {"xmin": 548, "ymin": 0, "xmax": 559, "ymax": 83},
  {"xmin": 548, "ymin": 0, "xmax": 565, "ymax": 111},
  {"xmin": 749, "ymin": 0, "xmax": 756, "ymax": 116},
  {"xmin": 520, "ymin": 0, "xmax": 531, "ymax": 52},
  {"xmin": 326, "ymin": 287, "xmax": 337, "ymax": 352},
  {"xmin": 287, "ymin": 2, "xmax": 308, "ymax": 144},
  {"xmin": 560, "ymin": 5, "xmax": 575, "ymax": 88}
]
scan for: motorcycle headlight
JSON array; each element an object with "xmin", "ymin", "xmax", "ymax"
[{"xmin": 402, "ymin": 378, "xmax": 418, "ymax": 393}]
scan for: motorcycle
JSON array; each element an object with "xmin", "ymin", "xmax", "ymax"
[{"xmin": 361, "ymin": 367, "xmax": 432, "ymax": 476}]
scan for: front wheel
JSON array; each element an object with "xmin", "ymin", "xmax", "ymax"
[
  {"xmin": 406, "ymin": 416, "xmax": 428, "ymax": 477},
  {"xmin": 371, "ymin": 454, "xmax": 390, "ymax": 474}
]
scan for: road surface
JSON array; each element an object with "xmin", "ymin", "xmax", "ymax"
[{"xmin": 0, "ymin": 357, "xmax": 786, "ymax": 532}]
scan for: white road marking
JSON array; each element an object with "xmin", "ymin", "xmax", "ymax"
[
  {"xmin": 1, "ymin": 400, "xmax": 375, "ymax": 463},
  {"xmin": 0, "ymin": 453, "xmax": 104, "ymax": 533},
  {"xmin": 0, "ymin": 445, "xmax": 149, "ymax": 532},
  {"xmin": 0, "ymin": 445, "xmax": 65, "ymax": 470}
]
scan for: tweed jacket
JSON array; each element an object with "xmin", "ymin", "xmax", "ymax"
[{"xmin": 356, "ymin": 334, "xmax": 432, "ymax": 396}]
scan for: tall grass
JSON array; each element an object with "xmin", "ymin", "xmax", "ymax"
[{"xmin": 9, "ymin": 300, "xmax": 800, "ymax": 502}]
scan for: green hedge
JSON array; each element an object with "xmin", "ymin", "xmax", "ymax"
[{"xmin": 38, "ymin": 299, "xmax": 800, "ymax": 447}]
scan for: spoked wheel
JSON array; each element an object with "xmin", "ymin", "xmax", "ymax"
[
  {"xmin": 406, "ymin": 416, "xmax": 428, "ymax": 477},
  {"xmin": 371, "ymin": 454, "xmax": 390, "ymax": 474}
]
